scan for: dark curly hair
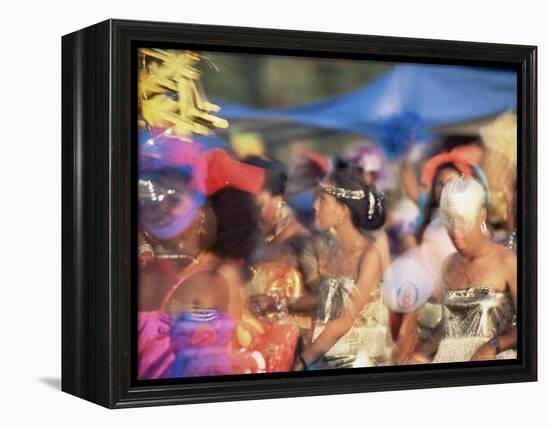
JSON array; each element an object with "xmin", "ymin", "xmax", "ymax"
[
  {"xmin": 209, "ymin": 188, "xmax": 261, "ymax": 261},
  {"xmin": 327, "ymin": 159, "xmax": 386, "ymax": 231}
]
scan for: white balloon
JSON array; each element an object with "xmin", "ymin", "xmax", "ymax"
[{"xmin": 382, "ymin": 255, "xmax": 435, "ymax": 313}]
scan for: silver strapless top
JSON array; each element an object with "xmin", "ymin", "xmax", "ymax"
[
  {"xmin": 311, "ymin": 276, "xmax": 393, "ymax": 369},
  {"xmin": 432, "ymin": 287, "xmax": 517, "ymax": 363},
  {"xmin": 443, "ymin": 287, "xmax": 515, "ymax": 339}
]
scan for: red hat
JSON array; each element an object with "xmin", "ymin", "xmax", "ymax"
[
  {"xmin": 205, "ymin": 149, "xmax": 266, "ymax": 195},
  {"xmin": 140, "ymin": 134, "xmax": 266, "ymax": 195},
  {"xmin": 301, "ymin": 149, "xmax": 331, "ymax": 174},
  {"xmin": 421, "ymin": 144, "xmax": 482, "ymax": 188}
]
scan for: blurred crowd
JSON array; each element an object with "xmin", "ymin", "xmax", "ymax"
[
  {"xmin": 137, "ymin": 49, "xmax": 517, "ymax": 380},
  {"xmin": 137, "ymin": 118, "xmax": 517, "ymax": 378}
]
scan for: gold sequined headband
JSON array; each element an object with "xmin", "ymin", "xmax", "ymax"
[
  {"xmin": 319, "ymin": 182, "xmax": 366, "ymax": 200},
  {"xmin": 319, "ymin": 182, "xmax": 383, "ymax": 221}
]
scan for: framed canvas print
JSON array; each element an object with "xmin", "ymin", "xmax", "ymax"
[{"xmin": 61, "ymin": 19, "xmax": 537, "ymax": 408}]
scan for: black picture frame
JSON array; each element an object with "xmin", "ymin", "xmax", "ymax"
[{"xmin": 61, "ymin": 18, "xmax": 537, "ymax": 409}]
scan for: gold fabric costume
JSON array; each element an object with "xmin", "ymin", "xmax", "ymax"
[
  {"xmin": 310, "ymin": 276, "xmax": 393, "ymax": 369},
  {"xmin": 247, "ymin": 261, "xmax": 311, "ymax": 330},
  {"xmin": 433, "ymin": 287, "xmax": 517, "ymax": 363}
]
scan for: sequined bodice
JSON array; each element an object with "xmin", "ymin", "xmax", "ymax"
[
  {"xmin": 314, "ymin": 276, "xmax": 387, "ymax": 325},
  {"xmin": 443, "ymin": 287, "xmax": 515, "ymax": 339},
  {"xmin": 311, "ymin": 276, "xmax": 393, "ymax": 368}
]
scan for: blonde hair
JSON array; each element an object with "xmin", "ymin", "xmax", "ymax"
[
  {"xmin": 480, "ymin": 112, "xmax": 517, "ymax": 224},
  {"xmin": 439, "ymin": 177, "xmax": 486, "ymax": 230}
]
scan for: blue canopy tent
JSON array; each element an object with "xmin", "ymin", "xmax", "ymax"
[{"xmin": 215, "ymin": 64, "xmax": 517, "ymax": 158}]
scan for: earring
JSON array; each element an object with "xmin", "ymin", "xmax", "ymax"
[
  {"xmin": 480, "ymin": 221, "xmax": 489, "ymax": 236},
  {"xmin": 276, "ymin": 200, "xmax": 289, "ymax": 224},
  {"xmin": 198, "ymin": 211, "xmax": 206, "ymax": 239},
  {"xmin": 266, "ymin": 200, "xmax": 291, "ymax": 243}
]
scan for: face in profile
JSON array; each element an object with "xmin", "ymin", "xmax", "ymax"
[
  {"xmin": 313, "ymin": 182, "xmax": 345, "ymax": 231},
  {"xmin": 138, "ymin": 170, "xmax": 217, "ymax": 250},
  {"xmin": 254, "ymin": 190, "xmax": 281, "ymax": 234}
]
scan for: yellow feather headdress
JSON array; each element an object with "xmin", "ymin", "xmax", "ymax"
[{"xmin": 138, "ymin": 48, "xmax": 228, "ymax": 137}]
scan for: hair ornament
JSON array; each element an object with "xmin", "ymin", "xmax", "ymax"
[
  {"xmin": 367, "ymin": 191, "xmax": 376, "ymax": 220},
  {"xmin": 319, "ymin": 182, "xmax": 365, "ymax": 200}
]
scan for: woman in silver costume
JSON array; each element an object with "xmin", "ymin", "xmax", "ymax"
[
  {"xmin": 292, "ymin": 162, "xmax": 394, "ymax": 370},
  {"xmin": 409, "ymin": 177, "xmax": 517, "ymax": 363}
]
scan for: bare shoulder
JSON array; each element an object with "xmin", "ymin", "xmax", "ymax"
[
  {"xmin": 501, "ymin": 247, "xmax": 517, "ymax": 274},
  {"xmin": 191, "ymin": 269, "xmax": 222, "ymax": 283},
  {"xmin": 216, "ymin": 263, "xmax": 243, "ymax": 287},
  {"xmin": 492, "ymin": 242, "xmax": 517, "ymax": 268},
  {"xmin": 359, "ymin": 241, "xmax": 382, "ymax": 272},
  {"xmin": 171, "ymin": 270, "xmax": 224, "ymax": 296},
  {"xmin": 374, "ymin": 229, "xmax": 389, "ymax": 247},
  {"xmin": 354, "ymin": 243, "xmax": 383, "ymax": 293},
  {"xmin": 503, "ymin": 247, "xmax": 517, "ymax": 265}
]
